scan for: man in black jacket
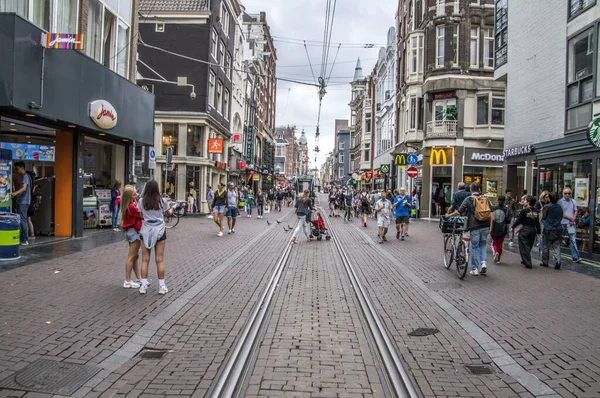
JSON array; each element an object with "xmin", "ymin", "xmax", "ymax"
[{"xmin": 448, "ymin": 182, "xmax": 470, "ymax": 215}]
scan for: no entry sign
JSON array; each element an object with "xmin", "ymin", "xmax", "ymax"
[{"xmin": 407, "ymin": 166, "xmax": 418, "ymax": 179}]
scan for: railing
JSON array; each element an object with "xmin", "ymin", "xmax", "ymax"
[{"xmin": 426, "ymin": 120, "xmax": 457, "ymax": 139}]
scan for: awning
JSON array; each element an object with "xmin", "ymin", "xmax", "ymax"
[{"xmin": 346, "ymin": 178, "xmax": 356, "ymax": 186}]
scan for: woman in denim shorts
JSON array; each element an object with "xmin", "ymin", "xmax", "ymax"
[
  {"xmin": 211, "ymin": 183, "xmax": 227, "ymax": 236},
  {"xmin": 121, "ymin": 185, "xmax": 142, "ymax": 289}
]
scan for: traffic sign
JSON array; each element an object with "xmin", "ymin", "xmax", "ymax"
[
  {"xmin": 148, "ymin": 147, "xmax": 156, "ymax": 170},
  {"xmin": 407, "ymin": 166, "xmax": 418, "ymax": 179},
  {"xmin": 407, "ymin": 153, "xmax": 418, "ymax": 165}
]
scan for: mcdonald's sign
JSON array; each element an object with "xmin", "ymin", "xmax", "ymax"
[
  {"xmin": 394, "ymin": 153, "xmax": 407, "ymax": 166},
  {"xmin": 430, "ymin": 149, "xmax": 448, "ymax": 165}
]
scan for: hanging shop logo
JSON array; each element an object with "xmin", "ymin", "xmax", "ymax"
[
  {"xmin": 89, "ymin": 100, "xmax": 117, "ymax": 130},
  {"xmin": 246, "ymin": 125, "xmax": 254, "ymax": 162},
  {"xmin": 471, "ymin": 152, "xmax": 505, "ymax": 162},
  {"xmin": 42, "ymin": 33, "xmax": 85, "ymax": 49},
  {"xmin": 380, "ymin": 164, "xmax": 390, "ymax": 174},
  {"xmin": 208, "ymin": 138, "xmax": 223, "ymax": 154},
  {"xmin": 503, "ymin": 145, "xmax": 533, "ymax": 158},
  {"xmin": 394, "ymin": 154, "xmax": 407, "ymax": 166},
  {"xmin": 588, "ymin": 117, "xmax": 600, "ymax": 148},
  {"xmin": 430, "ymin": 149, "xmax": 448, "ymax": 165}
]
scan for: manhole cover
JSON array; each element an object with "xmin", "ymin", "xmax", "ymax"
[
  {"xmin": 138, "ymin": 348, "xmax": 169, "ymax": 359},
  {"xmin": 466, "ymin": 365, "xmax": 494, "ymax": 375},
  {"xmin": 0, "ymin": 359, "xmax": 100, "ymax": 395},
  {"xmin": 426, "ymin": 282, "xmax": 462, "ymax": 291},
  {"xmin": 408, "ymin": 328, "xmax": 439, "ymax": 337}
]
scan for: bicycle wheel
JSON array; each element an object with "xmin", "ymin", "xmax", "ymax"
[
  {"xmin": 455, "ymin": 240, "xmax": 468, "ymax": 279},
  {"xmin": 443, "ymin": 234, "xmax": 454, "ymax": 269},
  {"xmin": 176, "ymin": 206, "xmax": 186, "ymax": 217},
  {"xmin": 165, "ymin": 213, "xmax": 180, "ymax": 229}
]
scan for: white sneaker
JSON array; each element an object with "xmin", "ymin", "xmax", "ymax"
[
  {"xmin": 139, "ymin": 285, "xmax": 147, "ymax": 294},
  {"xmin": 232, "ymin": 229, "xmax": 235, "ymax": 233},
  {"xmin": 493, "ymin": 252, "xmax": 499, "ymax": 264},
  {"xmin": 470, "ymin": 269, "xmax": 479, "ymax": 276},
  {"xmin": 228, "ymin": 230, "xmax": 232, "ymax": 234},
  {"xmin": 207, "ymin": 215, "xmax": 213, "ymax": 219},
  {"xmin": 480, "ymin": 262, "xmax": 487, "ymax": 275},
  {"xmin": 218, "ymin": 231, "xmax": 223, "ymax": 237},
  {"xmin": 509, "ymin": 241, "xmax": 514, "ymax": 247},
  {"xmin": 158, "ymin": 286, "xmax": 169, "ymax": 295},
  {"xmin": 123, "ymin": 281, "xmax": 141, "ymax": 289}
]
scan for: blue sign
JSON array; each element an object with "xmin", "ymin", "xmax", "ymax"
[
  {"xmin": 407, "ymin": 153, "xmax": 418, "ymax": 165},
  {"xmin": 0, "ymin": 143, "xmax": 55, "ymax": 162}
]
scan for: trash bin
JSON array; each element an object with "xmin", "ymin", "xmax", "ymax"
[{"xmin": 0, "ymin": 213, "xmax": 21, "ymax": 260}]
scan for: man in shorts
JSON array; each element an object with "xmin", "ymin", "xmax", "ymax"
[
  {"xmin": 226, "ymin": 182, "xmax": 239, "ymax": 234},
  {"xmin": 374, "ymin": 191, "xmax": 392, "ymax": 243},
  {"xmin": 393, "ymin": 187, "xmax": 412, "ymax": 240}
]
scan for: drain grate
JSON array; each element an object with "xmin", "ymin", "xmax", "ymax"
[
  {"xmin": 408, "ymin": 327, "xmax": 439, "ymax": 337},
  {"xmin": 0, "ymin": 359, "xmax": 100, "ymax": 395},
  {"xmin": 138, "ymin": 348, "xmax": 169, "ymax": 359},
  {"xmin": 466, "ymin": 365, "xmax": 494, "ymax": 375}
]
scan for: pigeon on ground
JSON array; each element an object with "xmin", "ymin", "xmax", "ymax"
[
  {"xmin": 276, "ymin": 220, "xmax": 282, "ymax": 224},
  {"xmin": 267, "ymin": 220, "xmax": 271, "ymax": 225},
  {"xmin": 288, "ymin": 225, "xmax": 292, "ymax": 230},
  {"xmin": 283, "ymin": 227, "xmax": 288, "ymax": 232}
]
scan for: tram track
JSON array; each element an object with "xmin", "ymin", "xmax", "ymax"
[{"xmin": 210, "ymin": 204, "xmax": 420, "ymax": 398}]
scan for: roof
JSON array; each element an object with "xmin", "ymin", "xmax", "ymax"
[{"xmin": 139, "ymin": 0, "xmax": 209, "ymax": 12}]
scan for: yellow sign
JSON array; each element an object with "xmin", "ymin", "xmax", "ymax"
[
  {"xmin": 430, "ymin": 149, "xmax": 448, "ymax": 165},
  {"xmin": 253, "ymin": 174, "xmax": 261, "ymax": 181},
  {"xmin": 394, "ymin": 153, "xmax": 407, "ymax": 166}
]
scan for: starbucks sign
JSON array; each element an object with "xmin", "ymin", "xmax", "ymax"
[{"xmin": 589, "ymin": 117, "xmax": 600, "ymax": 147}]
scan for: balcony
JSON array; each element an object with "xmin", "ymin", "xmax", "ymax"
[{"xmin": 426, "ymin": 120, "xmax": 457, "ymax": 139}]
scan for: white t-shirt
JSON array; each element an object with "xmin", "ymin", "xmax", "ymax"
[
  {"xmin": 376, "ymin": 199, "xmax": 391, "ymax": 218},
  {"xmin": 138, "ymin": 197, "xmax": 170, "ymax": 223}
]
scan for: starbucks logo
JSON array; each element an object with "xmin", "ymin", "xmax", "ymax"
[{"xmin": 589, "ymin": 118, "xmax": 600, "ymax": 148}]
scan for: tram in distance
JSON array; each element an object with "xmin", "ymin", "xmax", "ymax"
[{"xmin": 293, "ymin": 175, "xmax": 314, "ymax": 194}]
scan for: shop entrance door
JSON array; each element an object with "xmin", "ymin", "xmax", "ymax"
[{"xmin": 431, "ymin": 165, "xmax": 452, "ymax": 216}]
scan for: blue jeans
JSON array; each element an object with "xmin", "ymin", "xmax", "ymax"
[
  {"xmin": 563, "ymin": 225, "xmax": 580, "ymax": 260},
  {"xmin": 257, "ymin": 204, "xmax": 264, "ymax": 216},
  {"xmin": 246, "ymin": 203, "xmax": 252, "ymax": 215},
  {"xmin": 18, "ymin": 204, "xmax": 29, "ymax": 243},
  {"xmin": 470, "ymin": 227, "xmax": 488, "ymax": 271},
  {"xmin": 112, "ymin": 205, "xmax": 120, "ymax": 228}
]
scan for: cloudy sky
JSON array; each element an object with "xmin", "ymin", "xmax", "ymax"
[{"xmin": 241, "ymin": 0, "xmax": 397, "ymax": 169}]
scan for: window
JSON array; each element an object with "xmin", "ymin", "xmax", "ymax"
[
  {"xmin": 411, "ymin": 36, "xmax": 418, "ymax": 74},
  {"xmin": 216, "ymin": 80, "xmax": 223, "ymax": 113},
  {"xmin": 209, "ymin": 72, "xmax": 216, "ymax": 108},
  {"xmin": 437, "ymin": 0, "xmax": 445, "ymax": 16},
  {"xmin": 470, "ymin": 27, "xmax": 479, "ymax": 67},
  {"xmin": 483, "ymin": 28, "xmax": 494, "ymax": 68},
  {"xmin": 418, "ymin": 97, "xmax": 424, "ymax": 129},
  {"xmin": 339, "ymin": 153, "xmax": 344, "ymax": 163},
  {"xmin": 491, "ymin": 97, "xmax": 505, "ymax": 125},
  {"xmin": 495, "ymin": 0, "xmax": 508, "ymax": 67},
  {"xmin": 86, "ymin": 0, "xmax": 103, "ymax": 62},
  {"xmin": 365, "ymin": 113, "xmax": 372, "ymax": 133},
  {"xmin": 56, "ymin": 0, "xmax": 77, "ymax": 33},
  {"xmin": 452, "ymin": 25, "xmax": 459, "ymax": 66},
  {"xmin": 219, "ymin": 41, "xmax": 225, "ymax": 68},
  {"xmin": 275, "ymin": 145, "xmax": 285, "ymax": 157},
  {"xmin": 418, "ymin": 36, "xmax": 424, "ymax": 73},
  {"xmin": 339, "ymin": 168, "xmax": 344, "ymax": 179},
  {"xmin": 224, "ymin": 88, "xmax": 230, "ymax": 120},
  {"xmin": 211, "ymin": 28, "xmax": 218, "ymax": 61},
  {"xmin": 220, "ymin": 3, "xmax": 230, "ymax": 36},
  {"xmin": 364, "ymin": 143, "xmax": 370, "ymax": 162},
  {"xmin": 436, "ymin": 26, "xmax": 445, "ymax": 67},
  {"xmin": 187, "ymin": 125, "xmax": 204, "ymax": 157},
  {"xmin": 410, "ymin": 97, "xmax": 417, "ymax": 129},
  {"xmin": 162, "ymin": 123, "xmax": 178, "ymax": 155},
  {"xmin": 101, "ymin": 10, "xmax": 115, "ymax": 69},
  {"xmin": 570, "ymin": 0, "xmax": 596, "ymax": 18},
  {"xmin": 2, "ymin": 0, "xmax": 77, "ymax": 33},
  {"xmin": 116, "ymin": 23, "xmax": 130, "ymax": 78},
  {"xmin": 568, "ymin": 29, "xmax": 595, "ymax": 131},
  {"xmin": 477, "ymin": 95, "xmax": 488, "ymax": 125},
  {"xmin": 225, "ymin": 52, "xmax": 232, "ymax": 80}
]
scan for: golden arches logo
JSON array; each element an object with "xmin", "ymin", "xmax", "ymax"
[
  {"xmin": 394, "ymin": 154, "xmax": 407, "ymax": 165},
  {"xmin": 430, "ymin": 149, "xmax": 447, "ymax": 165}
]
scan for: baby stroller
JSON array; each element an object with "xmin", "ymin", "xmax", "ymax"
[{"xmin": 310, "ymin": 212, "xmax": 331, "ymax": 241}]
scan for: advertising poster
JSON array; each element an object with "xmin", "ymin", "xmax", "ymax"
[
  {"xmin": 574, "ymin": 178, "xmax": 589, "ymax": 207},
  {"xmin": 0, "ymin": 159, "xmax": 12, "ymax": 212},
  {"xmin": 486, "ymin": 180, "xmax": 498, "ymax": 198},
  {"xmin": 0, "ymin": 143, "xmax": 55, "ymax": 162}
]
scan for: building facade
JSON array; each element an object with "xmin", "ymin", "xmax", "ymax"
[
  {"xmin": 336, "ymin": 128, "xmax": 351, "ymax": 186},
  {"xmin": 0, "ymin": 0, "xmax": 154, "ymax": 238},
  {"xmin": 348, "ymin": 58, "xmax": 372, "ymax": 190},
  {"xmin": 497, "ymin": 0, "xmax": 600, "ymax": 260},
  {"xmin": 394, "ymin": 0, "xmax": 505, "ymax": 217}
]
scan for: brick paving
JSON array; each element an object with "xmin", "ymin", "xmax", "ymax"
[
  {"xmin": 330, "ymin": 213, "xmax": 600, "ymax": 398},
  {"xmin": 247, "ymin": 230, "xmax": 385, "ymax": 398}
]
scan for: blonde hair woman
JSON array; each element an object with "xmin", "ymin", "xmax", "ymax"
[{"xmin": 120, "ymin": 185, "xmax": 142, "ymax": 288}]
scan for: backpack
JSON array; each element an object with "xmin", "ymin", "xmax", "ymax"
[
  {"xmin": 360, "ymin": 193, "xmax": 370, "ymax": 206},
  {"xmin": 491, "ymin": 207, "xmax": 508, "ymax": 236},
  {"xmin": 471, "ymin": 195, "xmax": 492, "ymax": 222}
]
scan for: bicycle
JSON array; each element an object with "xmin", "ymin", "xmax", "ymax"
[
  {"xmin": 440, "ymin": 215, "xmax": 470, "ymax": 279},
  {"xmin": 164, "ymin": 202, "xmax": 180, "ymax": 229}
]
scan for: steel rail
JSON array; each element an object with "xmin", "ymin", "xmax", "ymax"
[
  {"xmin": 210, "ymin": 238, "xmax": 294, "ymax": 398},
  {"xmin": 322, "ymin": 208, "xmax": 420, "ymax": 398}
]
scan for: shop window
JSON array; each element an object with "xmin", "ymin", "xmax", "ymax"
[
  {"xmin": 186, "ymin": 166, "xmax": 201, "ymax": 197},
  {"xmin": 162, "ymin": 123, "xmax": 178, "ymax": 156},
  {"xmin": 187, "ymin": 125, "xmax": 204, "ymax": 157},
  {"xmin": 594, "ymin": 159, "xmax": 600, "ymax": 254},
  {"xmin": 209, "ymin": 71, "xmax": 216, "ymax": 109},
  {"xmin": 162, "ymin": 165, "xmax": 177, "ymax": 199}
]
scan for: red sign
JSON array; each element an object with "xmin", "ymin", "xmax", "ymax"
[
  {"xmin": 433, "ymin": 91, "xmax": 455, "ymax": 100},
  {"xmin": 238, "ymin": 160, "xmax": 246, "ymax": 170},
  {"xmin": 215, "ymin": 161, "xmax": 228, "ymax": 171},
  {"xmin": 407, "ymin": 166, "xmax": 418, "ymax": 179},
  {"xmin": 208, "ymin": 138, "xmax": 223, "ymax": 154},
  {"xmin": 233, "ymin": 133, "xmax": 241, "ymax": 143},
  {"xmin": 364, "ymin": 171, "xmax": 373, "ymax": 180}
]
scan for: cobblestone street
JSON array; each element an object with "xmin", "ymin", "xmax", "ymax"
[{"xmin": 1, "ymin": 200, "xmax": 600, "ymax": 397}]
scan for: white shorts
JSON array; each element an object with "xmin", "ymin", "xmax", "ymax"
[{"xmin": 377, "ymin": 215, "xmax": 391, "ymax": 228}]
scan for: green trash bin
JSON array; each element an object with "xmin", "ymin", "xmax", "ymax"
[{"xmin": 0, "ymin": 213, "xmax": 21, "ymax": 260}]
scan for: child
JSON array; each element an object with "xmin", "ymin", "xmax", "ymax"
[{"xmin": 187, "ymin": 192, "xmax": 194, "ymax": 214}]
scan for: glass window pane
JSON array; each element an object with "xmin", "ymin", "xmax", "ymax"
[
  {"xmin": 568, "ymin": 29, "xmax": 594, "ymax": 84},
  {"xmin": 118, "ymin": 0, "xmax": 133, "ymax": 24},
  {"xmin": 0, "ymin": 0, "xmax": 27, "ymax": 17},
  {"xmin": 567, "ymin": 103, "xmax": 592, "ymax": 130},
  {"xmin": 116, "ymin": 24, "xmax": 129, "ymax": 78},
  {"xmin": 162, "ymin": 123, "xmax": 179, "ymax": 155},
  {"xmin": 568, "ymin": 84, "xmax": 579, "ymax": 106},
  {"xmin": 86, "ymin": 0, "xmax": 103, "ymax": 62},
  {"xmin": 32, "ymin": 0, "xmax": 51, "ymax": 30},
  {"xmin": 582, "ymin": 77, "xmax": 593, "ymax": 101},
  {"xmin": 56, "ymin": 0, "xmax": 77, "ymax": 32},
  {"xmin": 477, "ymin": 96, "xmax": 488, "ymax": 124},
  {"xmin": 102, "ymin": 10, "xmax": 116, "ymax": 68},
  {"xmin": 491, "ymin": 109, "xmax": 504, "ymax": 125},
  {"xmin": 187, "ymin": 125, "xmax": 204, "ymax": 157},
  {"xmin": 491, "ymin": 97, "xmax": 504, "ymax": 108}
]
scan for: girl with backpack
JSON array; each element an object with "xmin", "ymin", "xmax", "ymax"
[{"xmin": 490, "ymin": 195, "xmax": 511, "ymax": 264}]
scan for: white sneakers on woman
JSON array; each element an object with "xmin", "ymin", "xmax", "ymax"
[{"xmin": 123, "ymin": 281, "xmax": 141, "ymax": 289}]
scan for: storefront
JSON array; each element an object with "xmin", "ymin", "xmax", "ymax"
[
  {"xmin": 463, "ymin": 148, "xmax": 504, "ymax": 203},
  {"xmin": 0, "ymin": 14, "xmax": 154, "ymax": 237},
  {"xmin": 503, "ymin": 144, "xmax": 536, "ymax": 199}
]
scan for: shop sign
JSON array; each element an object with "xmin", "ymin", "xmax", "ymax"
[
  {"xmin": 430, "ymin": 149, "xmax": 448, "ymax": 165},
  {"xmin": 588, "ymin": 117, "xmax": 600, "ymax": 147},
  {"xmin": 247, "ymin": 125, "xmax": 254, "ymax": 162},
  {"xmin": 380, "ymin": 164, "xmax": 390, "ymax": 174},
  {"xmin": 208, "ymin": 138, "xmax": 223, "ymax": 154},
  {"xmin": 394, "ymin": 154, "xmax": 408, "ymax": 166},
  {"xmin": 238, "ymin": 160, "xmax": 246, "ymax": 170},
  {"xmin": 0, "ymin": 143, "xmax": 55, "ymax": 161},
  {"xmin": 148, "ymin": 147, "xmax": 156, "ymax": 170},
  {"xmin": 233, "ymin": 133, "xmax": 242, "ymax": 143},
  {"xmin": 42, "ymin": 33, "xmax": 85, "ymax": 49},
  {"xmin": 365, "ymin": 171, "xmax": 373, "ymax": 180},
  {"xmin": 433, "ymin": 91, "xmax": 455, "ymax": 100},
  {"xmin": 470, "ymin": 152, "xmax": 504, "ymax": 162},
  {"xmin": 253, "ymin": 174, "xmax": 261, "ymax": 181},
  {"xmin": 503, "ymin": 144, "xmax": 533, "ymax": 158},
  {"xmin": 215, "ymin": 161, "xmax": 228, "ymax": 171},
  {"xmin": 89, "ymin": 100, "xmax": 117, "ymax": 130}
]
